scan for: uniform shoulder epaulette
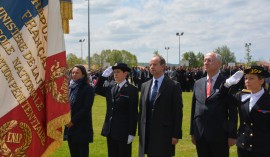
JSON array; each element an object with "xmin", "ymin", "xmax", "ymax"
[{"xmin": 242, "ymin": 89, "xmax": 251, "ymax": 93}]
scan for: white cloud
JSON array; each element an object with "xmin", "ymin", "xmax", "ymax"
[{"xmin": 65, "ymin": 0, "xmax": 270, "ymax": 64}]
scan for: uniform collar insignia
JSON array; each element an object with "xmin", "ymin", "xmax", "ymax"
[{"xmin": 242, "ymin": 89, "xmax": 251, "ymax": 93}]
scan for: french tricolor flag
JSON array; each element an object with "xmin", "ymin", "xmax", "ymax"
[{"xmin": 0, "ymin": 0, "xmax": 70, "ymax": 156}]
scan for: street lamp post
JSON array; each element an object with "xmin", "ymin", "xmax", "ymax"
[
  {"xmin": 165, "ymin": 46, "xmax": 170, "ymax": 65},
  {"xmin": 79, "ymin": 39, "xmax": 85, "ymax": 60},
  {"xmin": 245, "ymin": 43, "xmax": 252, "ymax": 65},
  {"xmin": 176, "ymin": 32, "xmax": 184, "ymax": 66},
  {"xmin": 87, "ymin": 0, "xmax": 91, "ymax": 70}
]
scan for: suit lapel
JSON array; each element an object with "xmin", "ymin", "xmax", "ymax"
[
  {"xmin": 242, "ymin": 99, "xmax": 251, "ymax": 120},
  {"xmin": 143, "ymin": 80, "xmax": 152, "ymax": 104},
  {"xmin": 203, "ymin": 77, "xmax": 207, "ymax": 99},
  {"xmin": 213, "ymin": 75, "xmax": 223, "ymax": 90},
  {"xmin": 119, "ymin": 82, "xmax": 129, "ymax": 94},
  {"xmin": 208, "ymin": 74, "xmax": 224, "ymax": 98},
  {"xmin": 112, "ymin": 84, "xmax": 118, "ymax": 97},
  {"xmin": 115, "ymin": 82, "xmax": 129, "ymax": 98},
  {"xmin": 251, "ymin": 91, "xmax": 267, "ymax": 112},
  {"xmin": 154, "ymin": 77, "xmax": 169, "ymax": 104}
]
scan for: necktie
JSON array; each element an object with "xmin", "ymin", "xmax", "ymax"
[
  {"xmin": 207, "ymin": 78, "xmax": 212, "ymax": 97},
  {"xmin": 150, "ymin": 80, "xmax": 158, "ymax": 106},
  {"xmin": 114, "ymin": 85, "xmax": 120, "ymax": 97},
  {"xmin": 116, "ymin": 85, "xmax": 120, "ymax": 93},
  {"xmin": 249, "ymin": 97, "xmax": 255, "ymax": 112}
]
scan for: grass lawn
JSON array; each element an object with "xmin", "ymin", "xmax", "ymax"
[{"xmin": 51, "ymin": 92, "xmax": 237, "ymax": 157}]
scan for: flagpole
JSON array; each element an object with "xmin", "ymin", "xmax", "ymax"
[{"xmin": 87, "ymin": 0, "xmax": 91, "ymax": 70}]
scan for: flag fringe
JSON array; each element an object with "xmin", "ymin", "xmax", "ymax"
[
  {"xmin": 60, "ymin": 1, "xmax": 73, "ymax": 34},
  {"xmin": 42, "ymin": 112, "xmax": 70, "ymax": 157}
]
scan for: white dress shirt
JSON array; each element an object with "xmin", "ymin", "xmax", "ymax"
[{"xmin": 249, "ymin": 88, "xmax": 264, "ymax": 111}]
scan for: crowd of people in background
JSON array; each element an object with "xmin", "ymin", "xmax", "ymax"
[
  {"xmin": 65, "ymin": 54, "xmax": 270, "ymax": 157},
  {"xmin": 88, "ymin": 64, "xmax": 270, "ymax": 93}
]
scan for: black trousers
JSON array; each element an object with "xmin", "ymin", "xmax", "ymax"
[
  {"xmin": 238, "ymin": 147, "xmax": 270, "ymax": 157},
  {"xmin": 196, "ymin": 137, "xmax": 229, "ymax": 157},
  {"xmin": 107, "ymin": 136, "xmax": 131, "ymax": 157},
  {"xmin": 68, "ymin": 137, "xmax": 89, "ymax": 157}
]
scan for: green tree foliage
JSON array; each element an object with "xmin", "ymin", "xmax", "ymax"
[
  {"xmin": 91, "ymin": 53, "xmax": 102, "ymax": 68},
  {"xmin": 245, "ymin": 44, "xmax": 252, "ymax": 65},
  {"xmin": 66, "ymin": 53, "xmax": 86, "ymax": 69},
  {"xmin": 250, "ymin": 61, "xmax": 258, "ymax": 66},
  {"xmin": 182, "ymin": 51, "xmax": 196, "ymax": 67},
  {"xmin": 196, "ymin": 52, "xmax": 204, "ymax": 67},
  {"xmin": 90, "ymin": 49, "xmax": 137, "ymax": 68},
  {"xmin": 182, "ymin": 51, "xmax": 204, "ymax": 67},
  {"xmin": 153, "ymin": 50, "xmax": 160, "ymax": 56},
  {"xmin": 214, "ymin": 45, "xmax": 236, "ymax": 65}
]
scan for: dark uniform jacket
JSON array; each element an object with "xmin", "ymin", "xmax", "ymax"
[
  {"xmin": 190, "ymin": 74, "xmax": 238, "ymax": 142},
  {"xmin": 95, "ymin": 76, "xmax": 138, "ymax": 141},
  {"xmin": 231, "ymin": 90, "xmax": 270, "ymax": 154}
]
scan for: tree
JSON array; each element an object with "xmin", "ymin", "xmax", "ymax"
[
  {"xmin": 66, "ymin": 53, "xmax": 85, "ymax": 69},
  {"xmin": 196, "ymin": 52, "xmax": 204, "ymax": 67},
  {"xmin": 120, "ymin": 50, "xmax": 137, "ymax": 67},
  {"xmin": 182, "ymin": 51, "xmax": 204, "ymax": 67},
  {"xmin": 245, "ymin": 43, "xmax": 252, "ymax": 65},
  {"xmin": 153, "ymin": 50, "xmax": 160, "ymax": 55},
  {"xmin": 214, "ymin": 45, "xmax": 236, "ymax": 65},
  {"xmin": 90, "ymin": 49, "xmax": 137, "ymax": 69},
  {"xmin": 182, "ymin": 51, "xmax": 197, "ymax": 67},
  {"xmin": 91, "ymin": 53, "xmax": 102, "ymax": 68}
]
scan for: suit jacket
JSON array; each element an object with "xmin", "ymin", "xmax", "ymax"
[
  {"xmin": 95, "ymin": 76, "xmax": 138, "ymax": 141},
  {"xmin": 66, "ymin": 82, "xmax": 95, "ymax": 144},
  {"xmin": 139, "ymin": 76, "xmax": 183, "ymax": 157},
  {"xmin": 232, "ymin": 91, "xmax": 270, "ymax": 154},
  {"xmin": 190, "ymin": 74, "xmax": 238, "ymax": 142}
]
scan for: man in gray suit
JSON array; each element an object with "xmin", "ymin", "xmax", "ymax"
[
  {"xmin": 190, "ymin": 52, "xmax": 238, "ymax": 157},
  {"xmin": 138, "ymin": 55, "xmax": 183, "ymax": 157}
]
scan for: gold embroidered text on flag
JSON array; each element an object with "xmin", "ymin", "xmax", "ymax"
[{"xmin": 0, "ymin": 0, "xmax": 70, "ymax": 156}]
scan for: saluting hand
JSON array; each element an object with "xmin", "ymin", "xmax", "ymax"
[
  {"xmin": 102, "ymin": 66, "xmax": 113, "ymax": 77},
  {"xmin": 225, "ymin": 70, "xmax": 244, "ymax": 88}
]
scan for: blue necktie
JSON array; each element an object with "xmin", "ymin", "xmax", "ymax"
[{"xmin": 150, "ymin": 80, "xmax": 158, "ymax": 107}]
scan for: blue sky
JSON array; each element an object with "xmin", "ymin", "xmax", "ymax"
[{"xmin": 64, "ymin": 0, "xmax": 270, "ymax": 64}]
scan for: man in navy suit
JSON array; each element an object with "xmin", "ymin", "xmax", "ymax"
[
  {"xmin": 95, "ymin": 63, "xmax": 138, "ymax": 157},
  {"xmin": 138, "ymin": 55, "xmax": 183, "ymax": 157},
  {"xmin": 190, "ymin": 52, "xmax": 238, "ymax": 157}
]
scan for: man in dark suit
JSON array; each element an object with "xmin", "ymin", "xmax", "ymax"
[
  {"xmin": 190, "ymin": 52, "xmax": 238, "ymax": 157},
  {"xmin": 95, "ymin": 63, "xmax": 138, "ymax": 157},
  {"xmin": 138, "ymin": 55, "xmax": 183, "ymax": 157}
]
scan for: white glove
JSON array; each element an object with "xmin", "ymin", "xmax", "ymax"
[
  {"xmin": 127, "ymin": 135, "xmax": 135, "ymax": 144},
  {"xmin": 225, "ymin": 71, "xmax": 244, "ymax": 88},
  {"xmin": 102, "ymin": 66, "xmax": 113, "ymax": 77}
]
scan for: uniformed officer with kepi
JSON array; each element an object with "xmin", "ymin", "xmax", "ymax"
[
  {"xmin": 95, "ymin": 63, "xmax": 138, "ymax": 157},
  {"xmin": 222, "ymin": 66, "xmax": 270, "ymax": 157}
]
